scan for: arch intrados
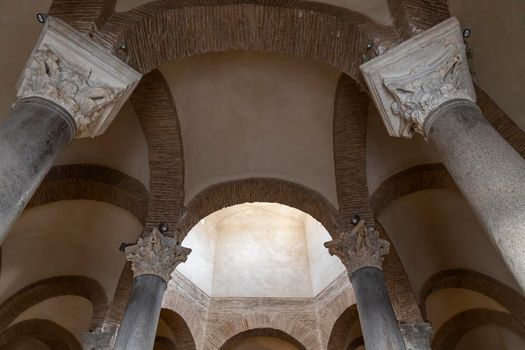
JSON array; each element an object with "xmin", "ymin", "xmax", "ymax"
[
  {"xmin": 327, "ymin": 305, "xmax": 359, "ymax": 350},
  {"xmin": 420, "ymin": 269, "xmax": 525, "ymax": 326},
  {"xmin": 28, "ymin": 164, "xmax": 149, "ymax": 225},
  {"xmin": 179, "ymin": 178, "xmax": 339, "ymax": 240},
  {"xmin": 432, "ymin": 308, "xmax": 525, "ymax": 349},
  {"xmin": 159, "ymin": 308, "xmax": 196, "ymax": 350},
  {"xmin": 94, "ymin": 0, "xmax": 398, "ymax": 77},
  {"xmin": 0, "ymin": 319, "xmax": 81, "ymax": 350},
  {"xmin": 0, "ymin": 276, "xmax": 107, "ymax": 331},
  {"xmin": 218, "ymin": 328, "xmax": 307, "ymax": 350}
]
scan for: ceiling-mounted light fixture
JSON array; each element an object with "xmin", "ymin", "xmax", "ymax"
[{"xmin": 36, "ymin": 13, "xmax": 48, "ymax": 24}]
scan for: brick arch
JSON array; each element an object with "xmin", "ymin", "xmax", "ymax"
[
  {"xmin": 333, "ymin": 73, "xmax": 373, "ymax": 226},
  {"xmin": 155, "ymin": 336, "xmax": 177, "ymax": 350},
  {"xmin": 180, "ymin": 178, "xmax": 340, "ymax": 240},
  {"xmin": 0, "ymin": 319, "xmax": 81, "ymax": 350},
  {"xmin": 28, "ymin": 163, "xmax": 149, "ymax": 225},
  {"xmin": 90, "ymin": 0, "xmax": 398, "ymax": 79},
  {"xmin": 0, "ymin": 276, "xmax": 107, "ymax": 331},
  {"xmin": 420, "ymin": 269, "xmax": 525, "ymax": 327},
  {"xmin": 130, "ymin": 70, "xmax": 185, "ymax": 234},
  {"xmin": 160, "ymin": 308, "xmax": 196, "ymax": 350},
  {"xmin": 218, "ymin": 328, "xmax": 307, "ymax": 350},
  {"xmin": 432, "ymin": 308, "xmax": 525, "ymax": 349},
  {"xmin": 327, "ymin": 304, "xmax": 359, "ymax": 350},
  {"xmin": 332, "ymin": 74, "xmax": 422, "ymax": 324},
  {"xmin": 387, "ymin": 0, "xmax": 449, "ymax": 40},
  {"xmin": 347, "ymin": 336, "xmax": 364, "ymax": 350},
  {"xmin": 370, "ymin": 163, "xmax": 457, "ymax": 218}
]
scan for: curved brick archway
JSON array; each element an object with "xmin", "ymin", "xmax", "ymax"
[
  {"xmin": 90, "ymin": 0, "xmax": 398, "ymax": 80},
  {"xmin": 181, "ymin": 178, "xmax": 340, "ymax": 240},
  {"xmin": 327, "ymin": 304, "xmax": 359, "ymax": 350},
  {"xmin": 0, "ymin": 276, "xmax": 107, "ymax": 332},
  {"xmin": 130, "ymin": 70, "xmax": 185, "ymax": 234},
  {"xmin": 432, "ymin": 308, "xmax": 525, "ymax": 349},
  {"xmin": 218, "ymin": 328, "xmax": 307, "ymax": 350},
  {"xmin": 420, "ymin": 269, "xmax": 525, "ymax": 327},
  {"xmin": 28, "ymin": 163, "xmax": 149, "ymax": 225},
  {"xmin": 0, "ymin": 319, "xmax": 82, "ymax": 350},
  {"xmin": 160, "ymin": 308, "xmax": 197, "ymax": 350}
]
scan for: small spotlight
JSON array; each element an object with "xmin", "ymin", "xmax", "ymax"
[
  {"xmin": 158, "ymin": 223, "xmax": 169, "ymax": 233},
  {"xmin": 36, "ymin": 13, "xmax": 48, "ymax": 24},
  {"xmin": 366, "ymin": 43, "xmax": 373, "ymax": 49},
  {"xmin": 463, "ymin": 28, "xmax": 471, "ymax": 39},
  {"xmin": 351, "ymin": 214, "xmax": 361, "ymax": 226}
]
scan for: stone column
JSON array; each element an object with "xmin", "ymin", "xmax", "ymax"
[
  {"xmin": 81, "ymin": 326, "xmax": 117, "ymax": 350},
  {"xmin": 401, "ymin": 322, "xmax": 433, "ymax": 350},
  {"xmin": 360, "ymin": 17, "xmax": 525, "ymax": 291},
  {"xmin": 325, "ymin": 220, "xmax": 407, "ymax": 350},
  {"xmin": 0, "ymin": 17, "xmax": 140, "ymax": 242},
  {"xmin": 114, "ymin": 228, "xmax": 191, "ymax": 350}
]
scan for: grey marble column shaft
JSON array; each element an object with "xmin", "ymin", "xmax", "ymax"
[
  {"xmin": 426, "ymin": 99, "xmax": 525, "ymax": 290},
  {"xmin": 0, "ymin": 97, "xmax": 74, "ymax": 242},
  {"xmin": 351, "ymin": 266, "xmax": 407, "ymax": 350},
  {"xmin": 113, "ymin": 274, "xmax": 167, "ymax": 350}
]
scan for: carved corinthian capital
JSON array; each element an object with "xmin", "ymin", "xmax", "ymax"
[
  {"xmin": 324, "ymin": 220, "xmax": 390, "ymax": 274},
  {"xmin": 360, "ymin": 17, "xmax": 476, "ymax": 138},
  {"xmin": 125, "ymin": 228, "xmax": 191, "ymax": 283},
  {"xmin": 81, "ymin": 326, "xmax": 117, "ymax": 350},
  {"xmin": 400, "ymin": 322, "xmax": 433, "ymax": 350},
  {"xmin": 16, "ymin": 17, "xmax": 141, "ymax": 138}
]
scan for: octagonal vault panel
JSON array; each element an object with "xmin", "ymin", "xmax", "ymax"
[
  {"xmin": 160, "ymin": 51, "xmax": 340, "ymax": 207},
  {"xmin": 177, "ymin": 203, "xmax": 345, "ymax": 298}
]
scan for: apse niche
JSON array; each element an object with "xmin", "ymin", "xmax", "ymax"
[{"xmin": 176, "ymin": 203, "xmax": 346, "ymax": 298}]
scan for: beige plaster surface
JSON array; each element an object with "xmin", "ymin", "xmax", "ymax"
[
  {"xmin": 0, "ymin": 338, "xmax": 50, "ymax": 350},
  {"xmin": 156, "ymin": 318, "xmax": 176, "ymax": 342},
  {"xmin": 160, "ymin": 51, "xmax": 340, "ymax": 207},
  {"xmin": 425, "ymin": 288, "xmax": 507, "ymax": 331},
  {"xmin": 179, "ymin": 203, "xmax": 343, "ymax": 298},
  {"xmin": 456, "ymin": 324, "xmax": 525, "ymax": 350},
  {"xmin": 0, "ymin": 0, "xmax": 150, "ymax": 188},
  {"xmin": 55, "ymin": 101, "xmax": 150, "ymax": 188},
  {"xmin": 11, "ymin": 296, "xmax": 92, "ymax": 341},
  {"xmin": 304, "ymin": 215, "xmax": 346, "ymax": 296},
  {"xmin": 0, "ymin": 200, "xmax": 142, "ymax": 303},
  {"xmin": 115, "ymin": 0, "xmax": 393, "ymax": 25},
  {"xmin": 449, "ymin": 0, "xmax": 525, "ymax": 132},
  {"xmin": 223, "ymin": 336, "xmax": 300, "ymax": 350},
  {"xmin": 378, "ymin": 190, "xmax": 519, "ymax": 294},
  {"xmin": 366, "ymin": 104, "xmax": 440, "ymax": 194}
]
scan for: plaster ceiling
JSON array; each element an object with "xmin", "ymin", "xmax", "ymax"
[
  {"xmin": 0, "ymin": 200, "xmax": 142, "ymax": 303},
  {"xmin": 456, "ymin": 324, "xmax": 525, "ymax": 350},
  {"xmin": 223, "ymin": 336, "xmax": 300, "ymax": 350},
  {"xmin": 11, "ymin": 296, "xmax": 92, "ymax": 342},
  {"xmin": 160, "ymin": 51, "xmax": 340, "ymax": 206},
  {"xmin": 448, "ymin": 0, "xmax": 525, "ymax": 132},
  {"xmin": 378, "ymin": 189, "xmax": 519, "ymax": 294},
  {"xmin": 176, "ymin": 203, "xmax": 345, "ymax": 298}
]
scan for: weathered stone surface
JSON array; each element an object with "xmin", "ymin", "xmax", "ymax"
[
  {"xmin": 125, "ymin": 228, "xmax": 191, "ymax": 283},
  {"xmin": 81, "ymin": 326, "xmax": 117, "ymax": 350},
  {"xmin": 113, "ymin": 275, "xmax": 167, "ymax": 350},
  {"xmin": 17, "ymin": 17, "xmax": 140, "ymax": 138},
  {"xmin": 400, "ymin": 322, "xmax": 432, "ymax": 350},
  {"xmin": 0, "ymin": 98, "xmax": 74, "ymax": 244},
  {"xmin": 360, "ymin": 17, "xmax": 476, "ymax": 138},
  {"xmin": 427, "ymin": 100, "xmax": 525, "ymax": 292},
  {"xmin": 352, "ymin": 267, "xmax": 407, "ymax": 350},
  {"xmin": 324, "ymin": 220, "xmax": 390, "ymax": 273}
]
